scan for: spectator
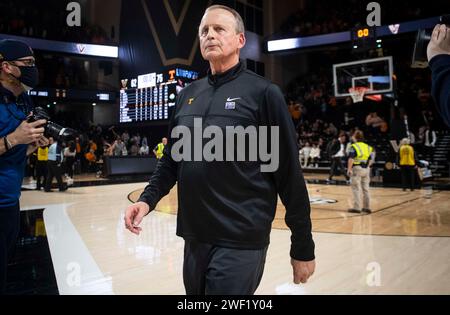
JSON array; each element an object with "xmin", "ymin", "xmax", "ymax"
[
  {"xmin": 130, "ymin": 140, "xmax": 139, "ymax": 156},
  {"xmin": 112, "ymin": 138, "xmax": 125, "ymax": 156},
  {"xmin": 299, "ymin": 142, "xmax": 312, "ymax": 168},
  {"xmin": 139, "ymin": 143, "xmax": 149, "ymax": 156},
  {"xmin": 63, "ymin": 141, "xmax": 76, "ymax": 180},
  {"xmin": 309, "ymin": 143, "xmax": 321, "ymax": 168},
  {"xmin": 85, "ymin": 148, "xmax": 97, "ymax": 172},
  {"xmin": 424, "ymin": 125, "xmax": 437, "ymax": 160}
]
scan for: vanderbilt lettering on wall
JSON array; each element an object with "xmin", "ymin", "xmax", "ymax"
[{"xmin": 141, "ymin": 0, "xmax": 212, "ymax": 66}]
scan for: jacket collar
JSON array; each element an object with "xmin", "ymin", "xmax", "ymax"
[
  {"xmin": 0, "ymin": 84, "xmax": 17, "ymax": 104},
  {"xmin": 207, "ymin": 61, "xmax": 244, "ymax": 87}
]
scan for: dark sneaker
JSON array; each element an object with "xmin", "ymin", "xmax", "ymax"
[
  {"xmin": 348, "ymin": 208, "xmax": 361, "ymax": 213},
  {"xmin": 362, "ymin": 208, "xmax": 372, "ymax": 214}
]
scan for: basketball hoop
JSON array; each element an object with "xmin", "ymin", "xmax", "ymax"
[{"xmin": 349, "ymin": 87, "xmax": 368, "ymax": 103}]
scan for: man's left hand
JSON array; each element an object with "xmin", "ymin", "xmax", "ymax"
[
  {"xmin": 291, "ymin": 258, "xmax": 315, "ymax": 284},
  {"xmin": 427, "ymin": 24, "xmax": 450, "ymax": 62},
  {"xmin": 35, "ymin": 135, "xmax": 49, "ymax": 147},
  {"xmin": 27, "ymin": 135, "xmax": 49, "ymax": 155}
]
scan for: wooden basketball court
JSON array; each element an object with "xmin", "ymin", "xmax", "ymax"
[{"xmin": 19, "ymin": 181, "xmax": 450, "ymax": 294}]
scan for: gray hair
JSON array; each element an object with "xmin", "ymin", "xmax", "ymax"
[
  {"xmin": 400, "ymin": 138, "xmax": 410, "ymax": 146},
  {"xmin": 204, "ymin": 5, "xmax": 245, "ymax": 34}
]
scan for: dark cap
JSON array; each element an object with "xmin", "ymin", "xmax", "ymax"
[{"xmin": 0, "ymin": 39, "xmax": 34, "ymax": 61}]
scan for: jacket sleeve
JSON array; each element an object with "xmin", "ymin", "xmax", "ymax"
[
  {"xmin": 260, "ymin": 83, "xmax": 315, "ymax": 261},
  {"xmin": 137, "ymin": 105, "xmax": 179, "ymax": 211},
  {"xmin": 429, "ymin": 54, "xmax": 450, "ymax": 127}
]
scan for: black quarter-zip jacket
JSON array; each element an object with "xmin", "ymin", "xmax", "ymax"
[{"xmin": 139, "ymin": 62, "xmax": 315, "ymax": 261}]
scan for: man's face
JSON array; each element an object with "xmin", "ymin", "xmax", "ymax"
[
  {"xmin": 49, "ymin": 137, "xmax": 54, "ymax": 145},
  {"xmin": 199, "ymin": 9, "xmax": 245, "ymax": 62},
  {"xmin": 1, "ymin": 56, "xmax": 35, "ymax": 79},
  {"xmin": 162, "ymin": 138, "xmax": 168, "ymax": 145}
]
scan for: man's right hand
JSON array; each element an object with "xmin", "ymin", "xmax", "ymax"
[
  {"xmin": 9, "ymin": 117, "xmax": 47, "ymax": 146},
  {"xmin": 124, "ymin": 201, "xmax": 150, "ymax": 235}
]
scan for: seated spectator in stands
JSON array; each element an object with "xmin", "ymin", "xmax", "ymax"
[
  {"xmin": 309, "ymin": 144, "xmax": 321, "ymax": 168},
  {"xmin": 122, "ymin": 130, "xmax": 130, "ymax": 144},
  {"xmin": 141, "ymin": 136, "xmax": 148, "ymax": 147},
  {"xmin": 139, "ymin": 143, "xmax": 149, "ymax": 156},
  {"xmin": 288, "ymin": 100, "xmax": 301, "ymax": 124},
  {"xmin": 299, "ymin": 142, "xmax": 312, "ymax": 168},
  {"xmin": 111, "ymin": 137, "xmax": 125, "ymax": 156},
  {"xmin": 365, "ymin": 112, "xmax": 385, "ymax": 132},
  {"xmin": 102, "ymin": 141, "xmax": 113, "ymax": 157},
  {"xmin": 88, "ymin": 139, "xmax": 97, "ymax": 153},
  {"xmin": 408, "ymin": 132, "xmax": 416, "ymax": 145},
  {"xmin": 317, "ymin": 138, "xmax": 324, "ymax": 150},
  {"xmin": 324, "ymin": 122, "xmax": 338, "ymax": 137},
  {"xmin": 130, "ymin": 140, "xmax": 139, "ymax": 156},
  {"xmin": 121, "ymin": 145, "xmax": 128, "ymax": 156}
]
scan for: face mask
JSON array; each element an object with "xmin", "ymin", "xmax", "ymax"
[{"xmin": 11, "ymin": 65, "xmax": 39, "ymax": 91}]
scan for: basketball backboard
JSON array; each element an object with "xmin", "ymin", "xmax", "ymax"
[{"xmin": 333, "ymin": 56, "xmax": 394, "ymax": 98}]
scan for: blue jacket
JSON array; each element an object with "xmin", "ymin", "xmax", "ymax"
[
  {"xmin": 0, "ymin": 87, "xmax": 29, "ymax": 208},
  {"xmin": 430, "ymin": 54, "xmax": 450, "ymax": 127}
]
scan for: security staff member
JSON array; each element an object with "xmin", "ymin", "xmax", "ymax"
[
  {"xmin": 153, "ymin": 137, "xmax": 167, "ymax": 159},
  {"xmin": 124, "ymin": 5, "xmax": 315, "ymax": 295},
  {"xmin": 347, "ymin": 131, "xmax": 375, "ymax": 214},
  {"xmin": 36, "ymin": 143, "xmax": 49, "ymax": 190},
  {"xmin": 44, "ymin": 137, "xmax": 67, "ymax": 192},
  {"xmin": 0, "ymin": 39, "xmax": 48, "ymax": 294},
  {"xmin": 398, "ymin": 138, "xmax": 417, "ymax": 192}
]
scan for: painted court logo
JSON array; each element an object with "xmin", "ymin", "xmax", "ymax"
[{"xmin": 309, "ymin": 197, "xmax": 338, "ymax": 205}]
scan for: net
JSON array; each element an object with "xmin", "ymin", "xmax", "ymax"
[{"xmin": 349, "ymin": 87, "xmax": 369, "ymax": 103}]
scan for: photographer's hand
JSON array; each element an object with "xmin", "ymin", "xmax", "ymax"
[
  {"xmin": 26, "ymin": 135, "xmax": 50, "ymax": 156},
  {"xmin": 8, "ymin": 117, "xmax": 47, "ymax": 147},
  {"xmin": 427, "ymin": 24, "xmax": 450, "ymax": 62}
]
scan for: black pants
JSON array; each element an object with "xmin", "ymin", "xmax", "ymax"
[
  {"xmin": 401, "ymin": 165, "xmax": 415, "ymax": 190},
  {"xmin": 0, "ymin": 203, "xmax": 20, "ymax": 294},
  {"xmin": 45, "ymin": 161, "xmax": 65, "ymax": 191},
  {"xmin": 36, "ymin": 160, "xmax": 48, "ymax": 190},
  {"xmin": 65, "ymin": 157, "xmax": 75, "ymax": 178},
  {"xmin": 329, "ymin": 157, "xmax": 349, "ymax": 180},
  {"xmin": 183, "ymin": 240, "xmax": 268, "ymax": 295}
]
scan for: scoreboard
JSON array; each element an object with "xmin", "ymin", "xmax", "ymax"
[
  {"xmin": 119, "ymin": 82, "xmax": 175, "ymax": 123},
  {"xmin": 119, "ymin": 68, "xmax": 198, "ymax": 123},
  {"xmin": 351, "ymin": 26, "xmax": 377, "ymax": 51}
]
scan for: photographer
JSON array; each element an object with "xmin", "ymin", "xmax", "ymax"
[
  {"xmin": 427, "ymin": 24, "xmax": 450, "ymax": 127},
  {"xmin": 0, "ymin": 39, "xmax": 48, "ymax": 294}
]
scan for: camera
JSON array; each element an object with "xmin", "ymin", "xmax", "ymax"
[
  {"xmin": 412, "ymin": 14, "xmax": 450, "ymax": 68},
  {"xmin": 27, "ymin": 107, "xmax": 78, "ymax": 141}
]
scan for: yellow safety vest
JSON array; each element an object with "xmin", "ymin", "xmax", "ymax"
[
  {"xmin": 399, "ymin": 144, "xmax": 415, "ymax": 166},
  {"xmin": 37, "ymin": 147, "xmax": 48, "ymax": 161},
  {"xmin": 156, "ymin": 143, "xmax": 165, "ymax": 159},
  {"xmin": 351, "ymin": 142, "xmax": 373, "ymax": 165}
]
